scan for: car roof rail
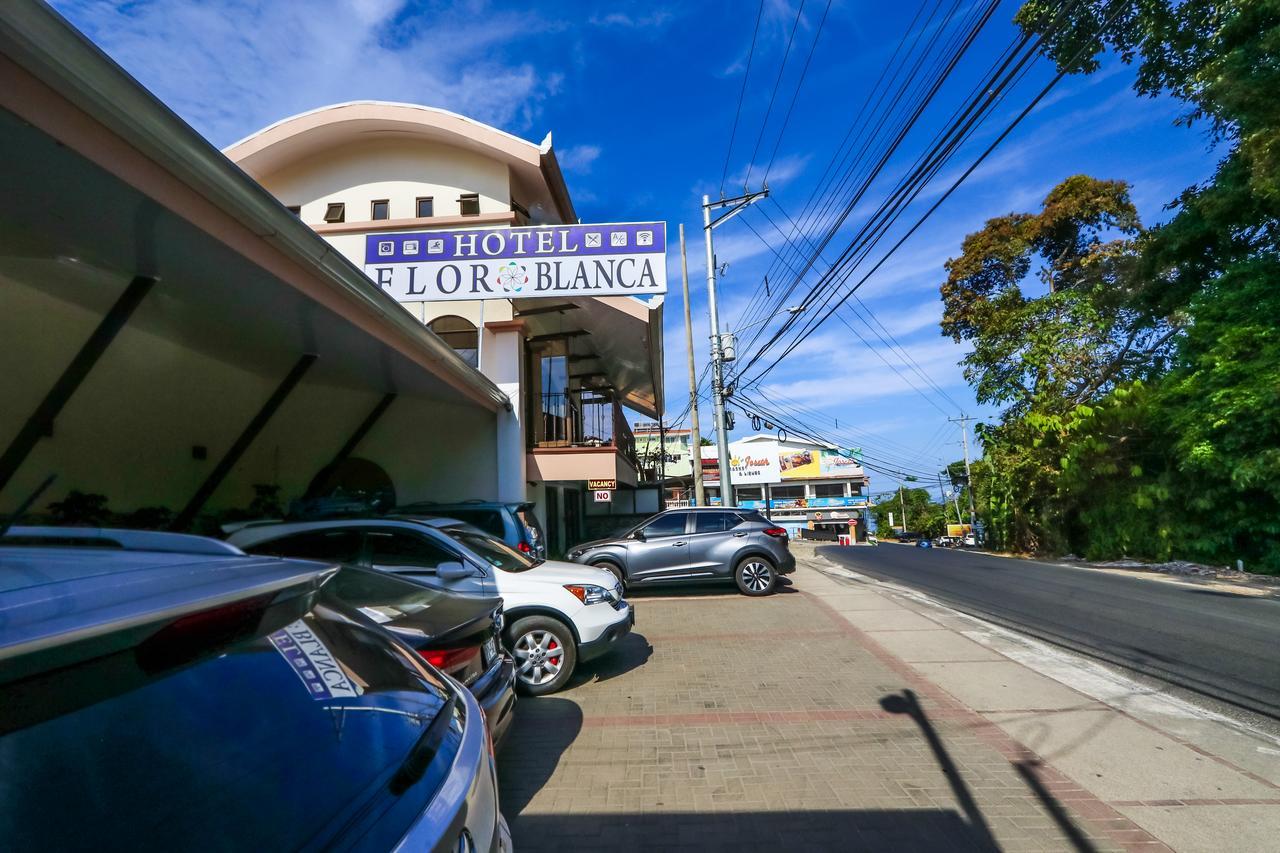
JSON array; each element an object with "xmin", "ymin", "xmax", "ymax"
[{"xmin": 1, "ymin": 526, "xmax": 244, "ymax": 556}]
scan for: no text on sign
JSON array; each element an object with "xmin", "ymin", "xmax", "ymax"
[
  {"xmin": 364, "ymin": 221, "xmax": 667, "ymax": 302},
  {"xmin": 593, "ymin": 490, "xmax": 613, "ymax": 503},
  {"xmin": 587, "ymin": 479, "xmax": 617, "ymax": 490}
]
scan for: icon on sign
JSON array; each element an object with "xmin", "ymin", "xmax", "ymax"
[
  {"xmin": 427, "ymin": 238, "xmax": 444, "ymax": 254},
  {"xmin": 610, "ymin": 232, "xmax": 627, "ymax": 248},
  {"xmin": 584, "ymin": 232, "xmax": 602, "ymax": 248},
  {"xmin": 403, "ymin": 240, "xmax": 420, "ymax": 255},
  {"xmin": 636, "ymin": 230, "xmax": 653, "ymax": 246},
  {"xmin": 377, "ymin": 241, "xmax": 394, "ymax": 256}
]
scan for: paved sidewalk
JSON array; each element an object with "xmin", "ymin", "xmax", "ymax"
[{"xmin": 495, "ymin": 547, "xmax": 1279, "ymax": 851}]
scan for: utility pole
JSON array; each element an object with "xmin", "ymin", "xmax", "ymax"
[
  {"xmin": 703, "ymin": 188, "xmax": 768, "ymax": 507},
  {"xmin": 898, "ymin": 485, "xmax": 909, "ymax": 533},
  {"xmin": 949, "ymin": 415, "xmax": 977, "ymax": 528},
  {"xmin": 679, "ymin": 224, "xmax": 705, "ymax": 508}
]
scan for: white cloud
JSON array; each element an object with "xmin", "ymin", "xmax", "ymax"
[
  {"xmin": 589, "ymin": 10, "xmax": 675, "ymax": 30},
  {"xmin": 53, "ymin": 0, "xmax": 564, "ymax": 147},
  {"xmin": 557, "ymin": 143, "xmax": 602, "ymax": 174}
]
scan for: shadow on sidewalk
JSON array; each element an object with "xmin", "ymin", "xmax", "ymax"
[
  {"xmin": 879, "ymin": 689, "xmax": 1000, "ymax": 853},
  {"xmin": 880, "ymin": 689, "xmax": 1099, "ymax": 853},
  {"xmin": 568, "ymin": 630, "xmax": 652, "ymax": 687},
  {"xmin": 497, "ymin": 696, "xmax": 583, "ymax": 817},
  {"xmin": 510, "ymin": 809, "xmax": 991, "ymax": 851}
]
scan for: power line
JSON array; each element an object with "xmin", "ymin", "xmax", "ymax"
[
  {"xmin": 720, "ymin": 0, "xmax": 767, "ymax": 197},
  {"xmin": 763, "ymin": 0, "xmax": 834, "ymax": 184},
  {"xmin": 743, "ymin": 0, "xmax": 808, "ymax": 191}
]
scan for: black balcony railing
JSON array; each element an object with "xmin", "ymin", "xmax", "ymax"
[{"xmin": 533, "ymin": 390, "xmax": 637, "ymax": 469}]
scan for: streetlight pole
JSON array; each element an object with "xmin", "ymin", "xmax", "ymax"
[
  {"xmin": 702, "ymin": 188, "xmax": 768, "ymax": 507},
  {"xmin": 678, "ymin": 224, "xmax": 705, "ymax": 508}
]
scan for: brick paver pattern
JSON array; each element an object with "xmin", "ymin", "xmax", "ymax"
[{"xmin": 498, "ymin": 579, "xmax": 1132, "ymax": 852}]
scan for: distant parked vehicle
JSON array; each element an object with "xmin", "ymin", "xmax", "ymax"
[
  {"xmin": 935, "ymin": 536, "xmax": 960, "ymax": 548},
  {"xmin": 896, "ymin": 531, "xmax": 922, "ymax": 543},
  {"xmin": 963, "ymin": 532, "xmax": 978, "ymax": 547},
  {"xmin": 230, "ymin": 516, "xmax": 632, "ymax": 695},
  {"xmin": 398, "ymin": 499, "xmax": 546, "ymax": 560},
  {"xmin": 0, "ymin": 527, "xmax": 511, "ymax": 851},
  {"xmin": 565, "ymin": 507, "xmax": 796, "ymax": 596},
  {"xmin": 324, "ymin": 565, "xmax": 516, "ymax": 747}
]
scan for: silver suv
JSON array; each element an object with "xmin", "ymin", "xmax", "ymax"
[{"xmin": 566, "ymin": 508, "xmax": 796, "ymax": 596}]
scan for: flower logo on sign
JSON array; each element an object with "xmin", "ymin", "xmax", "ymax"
[{"xmin": 496, "ymin": 261, "xmax": 527, "ymax": 294}]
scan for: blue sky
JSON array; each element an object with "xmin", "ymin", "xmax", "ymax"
[{"xmin": 55, "ymin": 0, "xmax": 1218, "ymax": 493}]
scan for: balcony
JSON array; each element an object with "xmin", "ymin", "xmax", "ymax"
[{"xmin": 527, "ymin": 390, "xmax": 640, "ymax": 486}]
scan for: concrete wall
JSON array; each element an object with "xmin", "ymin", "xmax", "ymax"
[{"xmin": 261, "ymin": 137, "xmax": 512, "ymax": 228}]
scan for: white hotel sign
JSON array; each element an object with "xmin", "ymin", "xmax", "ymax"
[{"xmin": 364, "ymin": 221, "xmax": 667, "ymax": 302}]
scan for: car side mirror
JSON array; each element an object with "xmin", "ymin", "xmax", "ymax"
[
  {"xmin": 437, "ymin": 560, "xmax": 477, "ymax": 580},
  {"xmin": 631, "ymin": 529, "xmax": 647, "ymax": 542}
]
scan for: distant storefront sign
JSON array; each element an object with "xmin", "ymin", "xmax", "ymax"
[
  {"xmin": 701, "ymin": 442, "xmax": 782, "ymax": 485},
  {"xmin": 587, "ymin": 479, "xmax": 617, "ymax": 490},
  {"xmin": 364, "ymin": 222, "xmax": 667, "ymax": 302}
]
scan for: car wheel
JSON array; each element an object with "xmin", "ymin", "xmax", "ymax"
[
  {"xmin": 506, "ymin": 616, "xmax": 577, "ymax": 696},
  {"xmin": 591, "ymin": 560, "xmax": 626, "ymax": 588},
  {"xmin": 735, "ymin": 556, "xmax": 777, "ymax": 596}
]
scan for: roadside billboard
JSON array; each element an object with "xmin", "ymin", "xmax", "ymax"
[
  {"xmin": 778, "ymin": 447, "xmax": 863, "ymax": 480},
  {"xmin": 363, "ymin": 221, "xmax": 667, "ymax": 302}
]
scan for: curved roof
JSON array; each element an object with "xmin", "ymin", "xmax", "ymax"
[{"xmin": 223, "ymin": 101, "xmax": 575, "ymax": 222}]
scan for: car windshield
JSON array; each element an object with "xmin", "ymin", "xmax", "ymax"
[{"xmin": 440, "ymin": 525, "xmax": 538, "ymax": 572}]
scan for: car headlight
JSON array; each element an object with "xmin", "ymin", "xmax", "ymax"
[
  {"xmin": 567, "ymin": 549, "xmax": 584, "ymax": 559},
  {"xmin": 564, "ymin": 583, "xmax": 615, "ymax": 605}
]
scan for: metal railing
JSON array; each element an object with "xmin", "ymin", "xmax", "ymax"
[{"xmin": 533, "ymin": 391, "xmax": 638, "ymax": 470}]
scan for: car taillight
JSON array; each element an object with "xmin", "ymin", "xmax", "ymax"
[
  {"xmin": 763, "ymin": 527, "xmax": 788, "ymax": 539},
  {"xmin": 516, "ymin": 541, "xmax": 532, "ymax": 554},
  {"xmin": 419, "ymin": 645, "xmax": 481, "ymax": 674}
]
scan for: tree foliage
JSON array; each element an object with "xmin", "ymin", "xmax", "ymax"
[{"xmin": 941, "ymin": 1, "xmax": 1280, "ymax": 571}]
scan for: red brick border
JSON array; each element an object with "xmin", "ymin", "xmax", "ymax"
[{"xmin": 801, "ymin": 587, "xmax": 1174, "ymax": 853}]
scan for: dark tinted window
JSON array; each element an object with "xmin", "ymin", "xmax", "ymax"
[
  {"xmin": 813, "ymin": 483, "xmax": 846, "ymax": 497},
  {"xmin": 642, "ymin": 512, "xmax": 687, "ymax": 538},
  {"xmin": 327, "ymin": 567, "xmax": 448, "ymax": 623},
  {"xmin": 437, "ymin": 509, "xmax": 504, "ymax": 538},
  {"xmin": 250, "ymin": 529, "xmax": 361, "ymax": 563},
  {"xmin": 694, "ymin": 511, "xmax": 738, "ymax": 534},
  {"xmin": 437, "ymin": 525, "xmax": 533, "ymax": 573},
  {"xmin": 737, "ymin": 511, "xmax": 771, "ymax": 525},
  {"xmin": 416, "ymin": 197, "xmax": 434, "ymax": 218},
  {"xmin": 367, "ymin": 530, "xmax": 455, "ymax": 571},
  {"xmin": 0, "ymin": 600, "xmax": 458, "ymax": 849}
]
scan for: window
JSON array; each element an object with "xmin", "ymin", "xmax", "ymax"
[
  {"xmin": 371, "ymin": 200, "xmax": 389, "ymax": 220},
  {"xmin": 437, "ymin": 526, "xmax": 533, "ymax": 573},
  {"xmin": 247, "ymin": 529, "xmax": 361, "ymax": 563},
  {"xmin": 694, "ymin": 511, "xmax": 740, "ymax": 534},
  {"xmin": 771, "ymin": 484, "xmax": 805, "ymax": 499},
  {"xmin": 416, "ymin": 196, "xmax": 434, "ymax": 218},
  {"xmin": 323, "ymin": 202, "xmax": 345, "ymax": 223},
  {"xmin": 366, "ymin": 530, "xmax": 456, "ymax": 571},
  {"xmin": 736, "ymin": 487, "xmax": 764, "ymax": 502},
  {"xmin": 427, "ymin": 315, "xmax": 478, "ymax": 367},
  {"xmin": 641, "ymin": 512, "xmax": 688, "ymax": 538},
  {"xmin": 285, "ymin": 205, "xmax": 301, "ymax": 217},
  {"xmin": 459, "ymin": 193, "xmax": 480, "ymax": 216},
  {"xmin": 813, "ymin": 483, "xmax": 846, "ymax": 498}
]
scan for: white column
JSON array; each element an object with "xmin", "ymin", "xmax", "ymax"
[{"xmin": 481, "ymin": 319, "xmax": 527, "ymax": 503}]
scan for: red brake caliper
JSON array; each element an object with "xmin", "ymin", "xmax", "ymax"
[{"xmin": 548, "ymin": 640, "xmax": 560, "ymax": 659}]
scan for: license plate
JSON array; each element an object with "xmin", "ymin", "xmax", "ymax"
[{"xmin": 483, "ymin": 637, "xmax": 498, "ymax": 664}]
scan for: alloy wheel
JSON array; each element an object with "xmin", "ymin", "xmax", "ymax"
[
  {"xmin": 513, "ymin": 629, "xmax": 564, "ymax": 686},
  {"xmin": 741, "ymin": 561, "xmax": 773, "ymax": 593}
]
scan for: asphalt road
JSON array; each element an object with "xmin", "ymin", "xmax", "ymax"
[{"xmin": 817, "ymin": 543, "xmax": 1280, "ymax": 722}]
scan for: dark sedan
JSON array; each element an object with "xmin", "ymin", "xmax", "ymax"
[{"xmin": 325, "ymin": 565, "xmax": 517, "ymax": 747}]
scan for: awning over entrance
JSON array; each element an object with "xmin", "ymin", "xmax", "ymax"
[{"xmin": 0, "ymin": 3, "xmax": 510, "ymax": 521}]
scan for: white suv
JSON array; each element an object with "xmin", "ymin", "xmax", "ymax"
[{"xmin": 229, "ymin": 516, "xmax": 633, "ymax": 695}]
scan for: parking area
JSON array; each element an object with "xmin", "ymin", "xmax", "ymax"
[{"xmin": 497, "ymin": 558, "xmax": 1141, "ymax": 852}]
